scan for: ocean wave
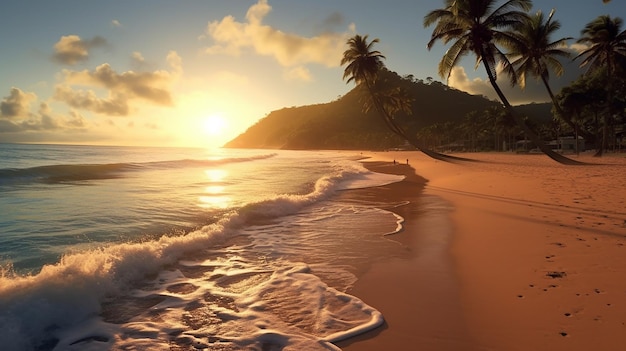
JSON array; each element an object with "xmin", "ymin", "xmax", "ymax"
[
  {"xmin": 0, "ymin": 160, "xmax": 400, "ymax": 350},
  {"xmin": 0, "ymin": 153, "xmax": 277, "ymax": 185}
]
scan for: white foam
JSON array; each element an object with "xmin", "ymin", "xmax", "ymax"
[
  {"xmin": 337, "ymin": 171, "xmax": 405, "ymax": 190},
  {"xmin": 0, "ymin": 152, "xmax": 403, "ymax": 350},
  {"xmin": 95, "ymin": 260, "xmax": 382, "ymax": 350}
]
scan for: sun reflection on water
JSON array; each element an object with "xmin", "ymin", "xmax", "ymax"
[
  {"xmin": 199, "ymin": 169, "xmax": 231, "ymax": 209},
  {"xmin": 205, "ymin": 169, "xmax": 228, "ymax": 182}
]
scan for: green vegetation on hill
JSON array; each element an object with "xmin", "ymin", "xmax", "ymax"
[{"xmin": 225, "ymin": 69, "xmax": 551, "ymax": 150}]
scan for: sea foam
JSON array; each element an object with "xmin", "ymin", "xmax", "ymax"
[{"xmin": 0, "ymin": 149, "xmax": 404, "ymax": 350}]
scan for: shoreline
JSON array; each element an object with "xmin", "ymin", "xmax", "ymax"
[
  {"xmin": 336, "ymin": 151, "xmax": 626, "ymax": 351},
  {"xmin": 335, "ymin": 159, "xmax": 475, "ymax": 350}
]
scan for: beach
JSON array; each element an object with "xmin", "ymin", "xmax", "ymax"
[
  {"xmin": 2, "ymin": 145, "xmax": 625, "ymax": 350},
  {"xmin": 338, "ymin": 151, "xmax": 626, "ymax": 351}
]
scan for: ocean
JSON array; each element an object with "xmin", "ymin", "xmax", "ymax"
[{"xmin": 0, "ymin": 143, "xmax": 409, "ymax": 351}]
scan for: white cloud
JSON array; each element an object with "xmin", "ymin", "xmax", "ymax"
[
  {"xmin": 111, "ymin": 19, "xmax": 122, "ymax": 28},
  {"xmin": 203, "ymin": 0, "xmax": 354, "ymax": 68}
]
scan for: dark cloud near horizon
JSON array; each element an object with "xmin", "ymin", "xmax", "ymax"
[{"xmin": 52, "ymin": 35, "xmax": 108, "ymax": 65}]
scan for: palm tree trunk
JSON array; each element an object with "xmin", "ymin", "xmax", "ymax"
[
  {"xmin": 481, "ymin": 59, "xmax": 583, "ymax": 165},
  {"xmin": 541, "ymin": 75, "xmax": 595, "ymax": 145},
  {"xmin": 596, "ymin": 57, "xmax": 614, "ymax": 157},
  {"xmin": 362, "ymin": 82, "xmax": 474, "ymax": 163}
]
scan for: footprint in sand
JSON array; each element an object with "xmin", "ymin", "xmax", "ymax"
[{"xmin": 546, "ymin": 271, "xmax": 567, "ymax": 279}]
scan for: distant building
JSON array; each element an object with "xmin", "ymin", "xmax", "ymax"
[{"xmin": 548, "ymin": 136, "xmax": 585, "ymax": 153}]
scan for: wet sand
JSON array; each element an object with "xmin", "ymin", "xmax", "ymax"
[{"xmin": 337, "ymin": 151, "xmax": 626, "ymax": 351}]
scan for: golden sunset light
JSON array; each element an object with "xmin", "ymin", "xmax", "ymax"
[
  {"xmin": 1, "ymin": 0, "xmax": 618, "ymax": 149},
  {"xmin": 1, "ymin": 1, "xmax": 624, "ymax": 351},
  {"xmin": 202, "ymin": 114, "xmax": 227, "ymax": 136}
]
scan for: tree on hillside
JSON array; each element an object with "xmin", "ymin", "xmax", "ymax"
[
  {"xmin": 424, "ymin": 0, "xmax": 583, "ymax": 165},
  {"xmin": 575, "ymin": 15, "xmax": 626, "ymax": 156},
  {"xmin": 341, "ymin": 34, "xmax": 467, "ymax": 162}
]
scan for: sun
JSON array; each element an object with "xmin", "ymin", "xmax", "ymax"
[{"xmin": 202, "ymin": 114, "xmax": 227, "ymax": 136}]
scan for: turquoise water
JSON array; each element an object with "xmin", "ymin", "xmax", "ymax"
[{"xmin": 0, "ymin": 144, "xmax": 407, "ymax": 350}]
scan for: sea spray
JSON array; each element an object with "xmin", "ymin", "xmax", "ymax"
[{"xmin": 0, "ymin": 146, "xmax": 407, "ymax": 350}]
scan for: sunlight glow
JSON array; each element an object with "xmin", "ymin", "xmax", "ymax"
[
  {"xmin": 199, "ymin": 169, "xmax": 230, "ymax": 209},
  {"xmin": 205, "ymin": 185, "xmax": 225, "ymax": 194},
  {"xmin": 204, "ymin": 169, "xmax": 228, "ymax": 182},
  {"xmin": 198, "ymin": 195, "xmax": 231, "ymax": 209},
  {"xmin": 203, "ymin": 114, "xmax": 227, "ymax": 136}
]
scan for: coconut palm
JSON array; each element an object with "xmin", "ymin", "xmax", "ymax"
[
  {"xmin": 575, "ymin": 15, "xmax": 626, "ymax": 155},
  {"xmin": 509, "ymin": 10, "xmax": 570, "ymax": 100},
  {"xmin": 424, "ymin": 0, "xmax": 582, "ymax": 165},
  {"xmin": 576, "ymin": 15, "xmax": 626, "ymax": 75},
  {"xmin": 508, "ymin": 10, "xmax": 596, "ymax": 145},
  {"xmin": 341, "ymin": 34, "xmax": 466, "ymax": 162}
]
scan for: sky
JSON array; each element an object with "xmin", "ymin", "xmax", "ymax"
[{"xmin": 0, "ymin": 0, "xmax": 623, "ymax": 148}]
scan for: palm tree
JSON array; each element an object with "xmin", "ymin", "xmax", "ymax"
[
  {"xmin": 508, "ymin": 9, "xmax": 596, "ymax": 146},
  {"xmin": 575, "ymin": 15, "xmax": 626, "ymax": 155},
  {"xmin": 577, "ymin": 15, "xmax": 626, "ymax": 76},
  {"xmin": 341, "ymin": 34, "xmax": 467, "ymax": 162},
  {"xmin": 424, "ymin": 0, "xmax": 582, "ymax": 165}
]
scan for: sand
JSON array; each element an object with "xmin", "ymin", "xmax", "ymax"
[{"xmin": 336, "ymin": 151, "xmax": 626, "ymax": 351}]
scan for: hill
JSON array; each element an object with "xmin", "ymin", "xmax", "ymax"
[{"xmin": 224, "ymin": 69, "xmax": 552, "ymax": 150}]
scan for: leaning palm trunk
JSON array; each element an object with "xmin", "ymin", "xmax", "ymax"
[
  {"xmin": 363, "ymin": 82, "xmax": 473, "ymax": 162},
  {"xmin": 596, "ymin": 64, "xmax": 614, "ymax": 157},
  {"xmin": 541, "ymin": 75, "xmax": 596, "ymax": 145},
  {"xmin": 480, "ymin": 57, "xmax": 584, "ymax": 165}
]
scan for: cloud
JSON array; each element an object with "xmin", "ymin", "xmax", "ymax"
[
  {"xmin": 0, "ymin": 87, "xmax": 36, "ymax": 118},
  {"xmin": 0, "ymin": 90, "xmax": 88, "ymax": 133},
  {"xmin": 132, "ymin": 51, "xmax": 146, "ymax": 64},
  {"xmin": 203, "ymin": 0, "xmax": 354, "ymax": 69},
  {"xmin": 166, "ymin": 51, "xmax": 183, "ymax": 76},
  {"xmin": 111, "ymin": 19, "xmax": 122, "ymax": 28},
  {"xmin": 283, "ymin": 66, "xmax": 312, "ymax": 81},
  {"xmin": 65, "ymin": 110, "xmax": 87, "ymax": 128},
  {"xmin": 54, "ymin": 85, "xmax": 130, "ymax": 116},
  {"xmin": 52, "ymin": 35, "xmax": 108, "ymax": 65},
  {"xmin": 54, "ymin": 53, "xmax": 182, "ymax": 116}
]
